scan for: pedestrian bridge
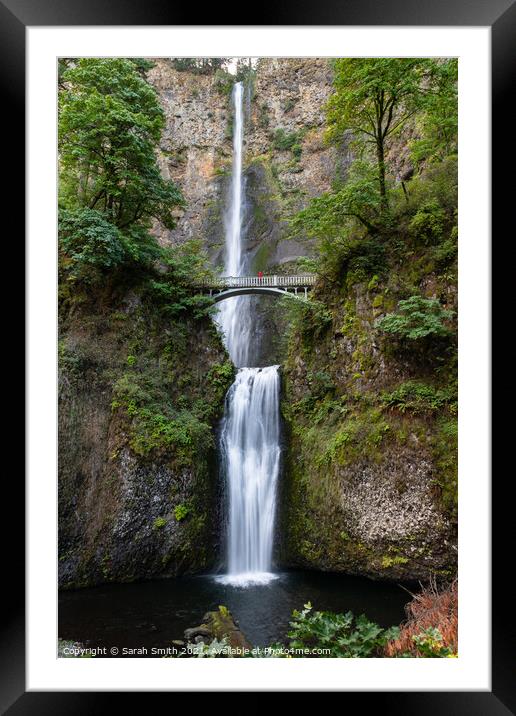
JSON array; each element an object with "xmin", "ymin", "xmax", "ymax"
[{"xmin": 193, "ymin": 275, "xmax": 317, "ymax": 303}]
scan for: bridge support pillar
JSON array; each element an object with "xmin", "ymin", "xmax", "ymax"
[{"xmin": 304, "ymin": 287, "xmax": 308, "ymax": 300}]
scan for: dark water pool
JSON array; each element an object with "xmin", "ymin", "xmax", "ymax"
[{"xmin": 59, "ymin": 570, "xmax": 412, "ymax": 655}]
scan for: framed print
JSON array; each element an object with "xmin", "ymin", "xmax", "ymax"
[{"xmin": 6, "ymin": 0, "xmax": 507, "ymax": 709}]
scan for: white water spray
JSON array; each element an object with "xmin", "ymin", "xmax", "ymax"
[{"xmin": 216, "ymin": 82, "xmax": 281, "ymax": 587}]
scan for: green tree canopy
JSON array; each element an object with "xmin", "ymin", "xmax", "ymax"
[
  {"xmin": 59, "ymin": 58, "xmax": 183, "ymax": 231},
  {"xmin": 326, "ymin": 59, "xmax": 452, "ymax": 201}
]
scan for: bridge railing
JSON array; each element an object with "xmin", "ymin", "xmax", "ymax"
[{"xmin": 192, "ymin": 274, "xmax": 317, "ymax": 289}]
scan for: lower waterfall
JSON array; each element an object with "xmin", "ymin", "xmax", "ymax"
[{"xmin": 217, "ymin": 366, "xmax": 281, "ymax": 586}]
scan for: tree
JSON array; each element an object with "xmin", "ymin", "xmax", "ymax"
[
  {"xmin": 410, "ymin": 59, "xmax": 458, "ymax": 165},
  {"xmin": 169, "ymin": 58, "xmax": 228, "ymax": 74},
  {"xmin": 59, "ymin": 59, "xmax": 183, "ymax": 232},
  {"xmin": 326, "ymin": 59, "xmax": 440, "ymax": 203},
  {"xmin": 292, "ymin": 161, "xmax": 381, "ymax": 237}
]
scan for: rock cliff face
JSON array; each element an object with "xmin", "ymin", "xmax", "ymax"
[
  {"xmin": 147, "ymin": 58, "xmax": 338, "ymax": 270},
  {"xmin": 278, "ymin": 270, "xmax": 457, "ymax": 581},
  {"xmin": 58, "ymin": 280, "xmax": 233, "ymax": 589}
]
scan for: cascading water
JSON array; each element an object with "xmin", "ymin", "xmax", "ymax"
[
  {"xmin": 218, "ymin": 367, "xmax": 281, "ymax": 585},
  {"xmin": 216, "ymin": 81, "xmax": 281, "ymax": 587},
  {"xmin": 217, "ymin": 81, "xmax": 252, "ymax": 369}
]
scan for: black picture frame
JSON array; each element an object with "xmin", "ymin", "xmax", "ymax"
[{"xmin": 6, "ymin": 0, "xmax": 506, "ymax": 710}]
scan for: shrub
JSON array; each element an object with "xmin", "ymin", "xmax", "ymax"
[
  {"xmin": 306, "ymin": 370, "xmax": 335, "ymax": 399},
  {"xmin": 146, "ymin": 240, "xmax": 215, "ymax": 320},
  {"xmin": 377, "ymin": 295, "xmax": 454, "ymax": 341},
  {"xmin": 273, "ymin": 127, "xmax": 303, "ymax": 160},
  {"xmin": 173, "ymin": 503, "xmax": 191, "ymax": 521},
  {"xmin": 273, "ymin": 127, "xmax": 301, "ymax": 151},
  {"xmin": 431, "ymin": 224, "xmax": 458, "ymax": 267},
  {"xmin": 130, "ymin": 410, "xmax": 213, "ymax": 461},
  {"xmin": 285, "ymin": 603, "xmax": 400, "ymax": 658},
  {"xmin": 214, "ymin": 69, "xmax": 234, "ymax": 96},
  {"xmin": 381, "ymin": 381, "xmax": 456, "ymax": 414},
  {"xmin": 409, "ymin": 200, "xmax": 447, "ymax": 245},
  {"xmin": 412, "ymin": 627, "xmax": 456, "ymax": 657}
]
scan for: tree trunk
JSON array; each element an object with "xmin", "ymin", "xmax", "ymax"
[{"xmin": 376, "ymin": 138, "xmax": 387, "ymax": 204}]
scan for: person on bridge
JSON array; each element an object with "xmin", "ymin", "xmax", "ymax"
[{"xmin": 257, "ymin": 271, "xmax": 263, "ymax": 279}]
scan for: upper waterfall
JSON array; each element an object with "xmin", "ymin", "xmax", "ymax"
[{"xmin": 217, "ymin": 81, "xmax": 253, "ymax": 367}]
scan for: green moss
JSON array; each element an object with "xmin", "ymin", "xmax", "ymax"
[
  {"xmin": 431, "ymin": 418, "xmax": 458, "ymax": 518},
  {"xmin": 320, "ymin": 407, "xmax": 391, "ymax": 467},
  {"xmin": 173, "ymin": 503, "xmax": 191, "ymax": 521},
  {"xmin": 251, "ymin": 241, "xmax": 273, "ymax": 273},
  {"xmin": 153, "ymin": 517, "xmax": 166, "ymax": 529},
  {"xmin": 381, "ymin": 554, "xmax": 409, "ymax": 568}
]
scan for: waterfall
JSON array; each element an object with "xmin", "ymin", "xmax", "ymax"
[
  {"xmin": 216, "ymin": 82, "xmax": 281, "ymax": 587},
  {"xmin": 219, "ymin": 367, "xmax": 281, "ymax": 585},
  {"xmin": 217, "ymin": 81, "xmax": 252, "ymax": 368}
]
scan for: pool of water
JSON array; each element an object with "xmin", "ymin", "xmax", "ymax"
[{"xmin": 59, "ymin": 570, "xmax": 412, "ymax": 655}]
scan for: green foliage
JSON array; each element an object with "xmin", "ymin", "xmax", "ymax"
[
  {"xmin": 129, "ymin": 58, "xmax": 156, "ymax": 75},
  {"xmin": 296, "ymin": 256, "xmax": 319, "ymax": 274},
  {"xmin": 306, "ymin": 370, "xmax": 335, "ymax": 399},
  {"xmin": 58, "ymin": 58, "xmax": 184, "ymax": 278},
  {"xmin": 235, "ymin": 58, "xmax": 256, "ymax": 86},
  {"xmin": 402, "ymin": 155, "xmax": 458, "ymax": 217},
  {"xmin": 322, "ymin": 407, "xmax": 391, "ymax": 467},
  {"xmin": 327, "ymin": 58, "xmax": 435, "ymax": 145},
  {"xmin": 281, "ymin": 295, "xmax": 333, "ymax": 344},
  {"xmin": 170, "ymin": 58, "xmax": 228, "ymax": 74},
  {"xmin": 112, "ymin": 372, "xmax": 213, "ymax": 464},
  {"xmin": 432, "ymin": 418, "xmax": 458, "ymax": 518},
  {"xmin": 146, "ymin": 240, "xmax": 215, "ymax": 320},
  {"xmin": 411, "ymin": 627, "xmax": 456, "ymax": 657},
  {"xmin": 290, "ymin": 162, "xmax": 386, "ymax": 282},
  {"xmin": 410, "ymin": 60, "xmax": 458, "ymax": 164},
  {"xmin": 381, "ymin": 381, "xmax": 456, "ymax": 414},
  {"xmin": 129, "ymin": 408, "xmax": 213, "ymax": 461},
  {"xmin": 187, "ymin": 637, "xmax": 234, "ymax": 658},
  {"xmin": 214, "ymin": 69, "xmax": 235, "ymax": 96},
  {"xmin": 381, "ymin": 554, "xmax": 409, "ymax": 568},
  {"xmin": 292, "ymin": 161, "xmax": 381, "ymax": 238},
  {"xmin": 205, "ymin": 361, "xmax": 235, "ymax": 402},
  {"xmin": 327, "ymin": 59, "xmax": 445, "ymax": 200},
  {"xmin": 285, "ymin": 603, "xmax": 400, "ymax": 658},
  {"xmin": 273, "ymin": 127, "xmax": 301, "ymax": 152},
  {"xmin": 431, "ymin": 232, "xmax": 458, "ymax": 268},
  {"xmin": 377, "ymin": 295, "xmax": 454, "ymax": 341},
  {"xmin": 153, "ymin": 517, "xmax": 166, "ymax": 529},
  {"xmin": 173, "ymin": 503, "xmax": 191, "ymax": 521},
  {"xmin": 409, "ymin": 200, "xmax": 447, "ymax": 246},
  {"xmin": 58, "ymin": 208, "xmax": 127, "ymax": 277}
]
